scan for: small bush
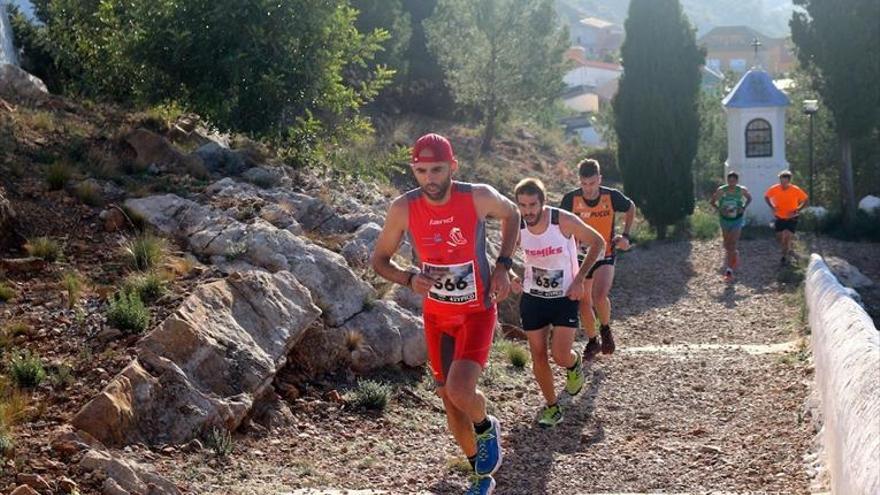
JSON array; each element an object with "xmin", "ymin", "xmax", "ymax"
[
  {"xmin": 29, "ymin": 110, "xmax": 56, "ymax": 133},
  {"xmin": 75, "ymin": 181, "xmax": 104, "ymax": 207},
  {"xmin": 348, "ymin": 379, "xmax": 392, "ymax": 411},
  {"xmin": 0, "ymin": 282, "xmax": 15, "ymax": 303},
  {"xmin": 8, "ymin": 350, "xmax": 47, "ymax": 389},
  {"xmin": 122, "ymin": 272, "xmax": 167, "ymax": 303},
  {"xmin": 206, "ymin": 427, "xmax": 234, "ymax": 457},
  {"xmin": 46, "ymin": 161, "xmax": 72, "ymax": 191},
  {"xmin": 106, "ymin": 291, "xmax": 150, "ymax": 334},
  {"xmin": 224, "ymin": 240, "xmax": 248, "ymax": 261},
  {"xmin": 494, "ymin": 340, "xmax": 529, "ymax": 369},
  {"xmin": 50, "ymin": 363, "xmax": 75, "ymax": 389},
  {"xmin": 122, "ymin": 233, "xmax": 168, "ymax": 271},
  {"xmin": 62, "ymin": 271, "xmax": 85, "ymax": 309},
  {"xmin": 4, "ymin": 321, "xmax": 30, "ymax": 338},
  {"xmin": 0, "ymin": 431, "xmax": 13, "ymax": 457},
  {"xmin": 24, "ymin": 237, "xmax": 62, "ymax": 262},
  {"xmin": 689, "ymin": 207, "xmax": 720, "ymax": 240}
]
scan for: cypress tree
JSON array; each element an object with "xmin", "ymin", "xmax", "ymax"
[
  {"xmin": 613, "ymin": 0, "xmax": 704, "ymax": 239},
  {"xmin": 791, "ymin": 0, "xmax": 880, "ymax": 225}
]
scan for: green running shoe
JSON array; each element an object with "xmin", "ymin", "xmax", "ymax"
[
  {"xmin": 538, "ymin": 403, "xmax": 563, "ymax": 428},
  {"xmin": 565, "ymin": 353, "xmax": 585, "ymax": 396}
]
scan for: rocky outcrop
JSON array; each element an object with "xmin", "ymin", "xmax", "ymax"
[
  {"xmin": 80, "ymin": 448, "xmax": 180, "ymax": 495},
  {"xmin": 341, "ymin": 300, "xmax": 426, "ymax": 371},
  {"xmin": 0, "ymin": 64, "xmax": 48, "ymax": 100},
  {"xmin": 193, "ymin": 142, "xmax": 255, "ymax": 175},
  {"xmin": 125, "ymin": 193, "xmax": 374, "ymax": 326},
  {"xmin": 205, "ymin": 178, "xmax": 383, "ymax": 235},
  {"xmin": 73, "ymin": 271, "xmax": 320, "ymax": 446}
]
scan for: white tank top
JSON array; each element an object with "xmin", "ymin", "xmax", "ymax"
[{"xmin": 520, "ymin": 208, "xmax": 579, "ymax": 299}]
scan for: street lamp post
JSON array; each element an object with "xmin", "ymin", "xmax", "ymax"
[{"xmin": 803, "ymin": 99, "xmax": 818, "ymax": 200}]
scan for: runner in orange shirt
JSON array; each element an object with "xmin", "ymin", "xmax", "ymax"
[{"xmin": 764, "ymin": 170, "xmax": 809, "ymax": 265}]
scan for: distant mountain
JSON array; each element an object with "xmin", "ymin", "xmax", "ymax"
[{"xmin": 558, "ymin": 0, "xmax": 795, "ymax": 38}]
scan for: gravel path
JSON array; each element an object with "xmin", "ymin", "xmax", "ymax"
[{"xmin": 156, "ymin": 237, "xmax": 815, "ymax": 494}]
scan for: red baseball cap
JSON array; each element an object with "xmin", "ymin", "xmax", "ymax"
[{"xmin": 411, "ymin": 133, "xmax": 455, "ymax": 163}]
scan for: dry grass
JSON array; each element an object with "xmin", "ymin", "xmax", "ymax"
[{"xmin": 24, "ymin": 237, "xmax": 62, "ymax": 262}]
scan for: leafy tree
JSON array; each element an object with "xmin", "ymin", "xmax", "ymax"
[
  {"xmin": 13, "ymin": 0, "xmax": 392, "ymax": 140},
  {"xmin": 613, "ymin": 0, "xmax": 704, "ymax": 238},
  {"xmin": 791, "ymin": 0, "xmax": 880, "ymax": 223},
  {"xmin": 425, "ymin": 0, "xmax": 568, "ymax": 151}
]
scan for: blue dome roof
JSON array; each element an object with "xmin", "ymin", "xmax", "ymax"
[{"xmin": 722, "ymin": 69, "xmax": 790, "ymax": 108}]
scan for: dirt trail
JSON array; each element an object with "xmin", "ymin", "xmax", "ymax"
[{"xmin": 155, "ymin": 238, "xmax": 815, "ymax": 494}]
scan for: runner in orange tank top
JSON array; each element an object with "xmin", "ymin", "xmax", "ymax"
[
  {"xmin": 559, "ymin": 159, "xmax": 635, "ymax": 361},
  {"xmin": 371, "ymin": 134, "xmax": 519, "ymax": 494}
]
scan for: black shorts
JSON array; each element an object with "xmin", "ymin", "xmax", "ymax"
[
  {"xmin": 519, "ymin": 293, "xmax": 579, "ymax": 331},
  {"xmin": 579, "ymin": 255, "xmax": 616, "ymax": 279},
  {"xmin": 774, "ymin": 217, "xmax": 798, "ymax": 233}
]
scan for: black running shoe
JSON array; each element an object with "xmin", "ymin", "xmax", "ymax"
[
  {"xmin": 600, "ymin": 325, "xmax": 615, "ymax": 355},
  {"xmin": 583, "ymin": 337, "xmax": 601, "ymax": 362}
]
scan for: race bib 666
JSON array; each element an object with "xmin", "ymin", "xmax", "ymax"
[{"xmin": 423, "ymin": 261, "xmax": 477, "ymax": 304}]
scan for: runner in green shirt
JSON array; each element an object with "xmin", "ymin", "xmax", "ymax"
[{"xmin": 710, "ymin": 171, "xmax": 752, "ymax": 281}]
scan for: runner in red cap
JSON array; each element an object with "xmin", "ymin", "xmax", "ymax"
[{"xmin": 372, "ymin": 133, "xmax": 520, "ymax": 494}]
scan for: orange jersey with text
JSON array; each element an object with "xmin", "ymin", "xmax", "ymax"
[{"xmin": 560, "ymin": 186, "xmax": 631, "ymax": 256}]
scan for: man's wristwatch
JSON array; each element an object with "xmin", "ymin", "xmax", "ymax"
[
  {"xmin": 621, "ymin": 232, "xmax": 631, "ymax": 240},
  {"xmin": 496, "ymin": 256, "xmax": 514, "ymax": 270}
]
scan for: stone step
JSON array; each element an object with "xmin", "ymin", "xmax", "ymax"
[{"xmin": 620, "ymin": 340, "xmax": 799, "ymax": 356}]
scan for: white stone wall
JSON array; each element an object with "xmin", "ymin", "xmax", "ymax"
[
  {"xmin": 725, "ymin": 106, "xmax": 789, "ymax": 224},
  {"xmin": 806, "ymin": 254, "xmax": 880, "ymax": 495}
]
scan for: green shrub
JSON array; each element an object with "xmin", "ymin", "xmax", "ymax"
[
  {"xmin": 46, "ymin": 162, "xmax": 72, "ymax": 191},
  {"xmin": 0, "ymin": 431, "xmax": 13, "ymax": 456},
  {"xmin": 106, "ymin": 291, "xmax": 150, "ymax": 334},
  {"xmin": 24, "ymin": 237, "xmax": 62, "ymax": 262},
  {"xmin": 689, "ymin": 207, "xmax": 720, "ymax": 240},
  {"xmin": 50, "ymin": 363, "xmax": 75, "ymax": 389},
  {"xmin": 62, "ymin": 271, "xmax": 85, "ymax": 309},
  {"xmin": 206, "ymin": 427, "xmax": 234, "ymax": 457},
  {"xmin": 348, "ymin": 379, "xmax": 392, "ymax": 411},
  {"xmin": 4, "ymin": 322, "xmax": 30, "ymax": 338},
  {"xmin": 494, "ymin": 340, "xmax": 529, "ymax": 369},
  {"xmin": 122, "ymin": 272, "xmax": 167, "ymax": 303},
  {"xmin": 75, "ymin": 181, "xmax": 104, "ymax": 207},
  {"xmin": 0, "ymin": 282, "xmax": 15, "ymax": 303},
  {"xmin": 122, "ymin": 233, "xmax": 168, "ymax": 271},
  {"xmin": 8, "ymin": 350, "xmax": 47, "ymax": 389}
]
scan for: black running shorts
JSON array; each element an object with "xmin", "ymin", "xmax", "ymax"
[
  {"xmin": 774, "ymin": 217, "xmax": 798, "ymax": 233},
  {"xmin": 583, "ymin": 256, "xmax": 616, "ymax": 279},
  {"xmin": 519, "ymin": 293, "xmax": 580, "ymax": 331}
]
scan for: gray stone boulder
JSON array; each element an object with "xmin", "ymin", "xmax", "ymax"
[
  {"xmin": 125, "ymin": 194, "xmax": 374, "ymax": 326},
  {"xmin": 79, "ymin": 448, "xmax": 180, "ymax": 494},
  {"xmin": 72, "ymin": 270, "xmax": 320, "ymax": 446},
  {"xmin": 242, "ymin": 166, "xmax": 281, "ymax": 188},
  {"xmin": 341, "ymin": 222, "xmax": 382, "ymax": 267},
  {"xmin": 339, "ymin": 300, "xmax": 426, "ymax": 371},
  {"xmin": 193, "ymin": 142, "xmax": 254, "ymax": 175},
  {"xmin": 0, "ymin": 64, "xmax": 48, "ymax": 100},
  {"xmin": 825, "ymin": 256, "xmax": 874, "ymax": 290}
]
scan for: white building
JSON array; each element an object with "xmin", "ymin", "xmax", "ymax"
[{"xmin": 723, "ymin": 68, "xmax": 791, "ymax": 225}]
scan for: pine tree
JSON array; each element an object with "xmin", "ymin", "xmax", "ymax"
[
  {"xmin": 791, "ymin": 0, "xmax": 880, "ymax": 224},
  {"xmin": 425, "ymin": 0, "xmax": 568, "ymax": 151},
  {"xmin": 613, "ymin": 0, "xmax": 704, "ymax": 238}
]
